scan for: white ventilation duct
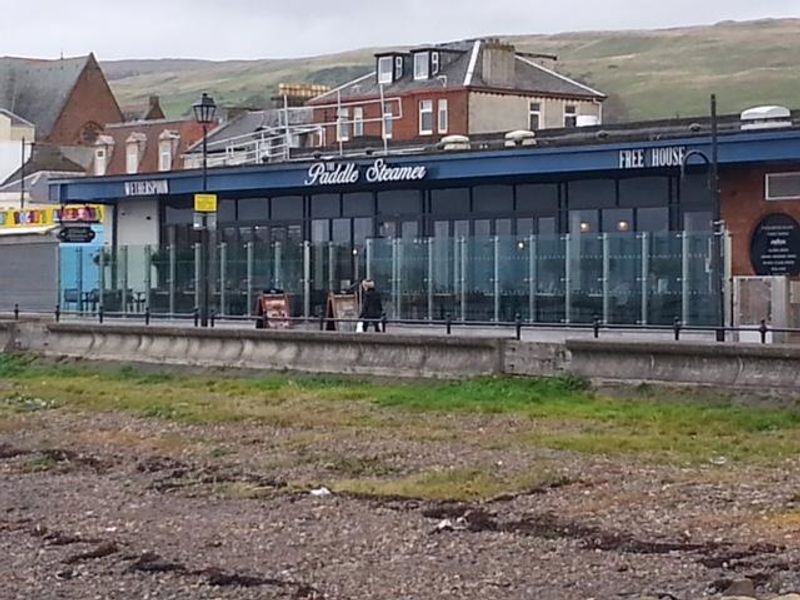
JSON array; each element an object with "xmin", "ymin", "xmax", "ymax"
[
  {"xmin": 740, "ymin": 106, "xmax": 792, "ymax": 130},
  {"xmin": 439, "ymin": 135, "xmax": 471, "ymax": 151},
  {"xmin": 504, "ymin": 130, "xmax": 536, "ymax": 147}
]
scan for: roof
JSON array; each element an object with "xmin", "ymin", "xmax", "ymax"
[
  {"xmin": 2, "ymin": 144, "xmax": 86, "ymax": 186},
  {"xmin": 0, "ymin": 55, "xmax": 92, "ymax": 139},
  {"xmin": 186, "ymin": 108, "xmax": 314, "ymax": 153},
  {"xmin": 101, "ymin": 119, "xmax": 206, "ymax": 175},
  {"xmin": 0, "ymin": 108, "xmax": 34, "ymax": 129},
  {"xmin": 311, "ymin": 39, "xmax": 605, "ymax": 103}
]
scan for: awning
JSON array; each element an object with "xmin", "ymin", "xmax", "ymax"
[{"xmin": 0, "ymin": 225, "xmax": 58, "ymax": 237}]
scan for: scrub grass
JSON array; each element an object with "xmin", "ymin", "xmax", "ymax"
[{"xmin": 3, "ymin": 354, "xmax": 800, "ymax": 465}]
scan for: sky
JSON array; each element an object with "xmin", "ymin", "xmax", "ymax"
[{"xmin": 2, "ymin": 0, "xmax": 798, "ymax": 61}]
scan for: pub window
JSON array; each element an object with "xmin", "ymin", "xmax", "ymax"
[
  {"xmin": 516, "ymin": 183, "xmax": 559, "ymax": 215},
  {"xmin": 684, "ymin": 211, "xmax": 712, "ymax": 232},
  {"xmin": 568, "ymin": 179, "xmax": 616, "ymax": 209},
  {"xmin": 679, "ymin": 174, "xmax": 712, "ymax": 206},
  {"xmin": 353, "ymin": 217, "xmax": 374, "ymax": 244},
  {"xmin": 495, "ymin": 219, "xmax": 512, "ymax": 236},
  {"xmin": 238, "ymin": 198, "xmax": 270, "ymax": 221},
  {"xmin": 516, "ymin": 218, "xmax": 534, "ymax": 236},
  {"xmin": 353, "ymin": 107, "xmax": 364, "ymax": 137},
  {"xmin": 343, "ymin": 192, "xmax": 373, "ymax": 216},
  {"xmin": 475, "ymin": 219, "xmax": 491, "ymax": 237},
  {"xmin": 564, "ymin": 105, "xmax": 578, "ymax": 128},
  {"xmin": 602, "ymin": 208, "xmax": 633, "ymax": 233},
  {"xmin": 311, "ymin": 220, "xmax": 330, "ymax": 243},
  {"xmin": 766, "ymin": 173, "xmax": 800, "ymax": 201},
  {"xmin": 377, "ymin": 190, "xmax": 421, "ymax": 215},
  {"xmin": 569, "ymin": 210, "xmax": 599, "ymax": 234},
  {"xmin": 332, "ymin": 218, "xmax": 350, "ymax": 244},
  {"xmin": 158, "ymin": 142, "xmax": 172, "ymax": 172},
  {"xmin": 218, "ymin": 199, "xmax": 237, "ymax": 223},
  {"xmin": 311, "ymin": 193, "xmax": 340, "ymax": 218},
  {"xmin": 636, "ymin": 207, "xmax": 669, "ymax": 232},
  {"xmin": 401, "ymin": 221, "xmax": 419, "ymax": 239},
  {"xmin": 538, "ymin": 217, "xmax": 557, "ymax": 235},
  {"xmin": 419, "ymin": 100, "xmax": 434, "ymax": 135},
  {"xmin": 414, "ymin": 52, "xmax": 429, "ymax": 80},
  {"xmin": 529, "ymin": 102, "xmax": 542, "ymax": 130},
  {"xmin": 126, "ymin": 143, "xmax": 139, "ymax": 174},
  {"xmin": 438, "ymin": 99, "xmax": 448, "ymax": 134},
  {"xmin": 337, "ymin": 107, "xmax": 350, "ymax": 142},
  {"xmin": 473, "ymin": 185, "xmax": 513, "ymax": 213},
  {"xmin": 431, "ymin": 188, "xmax": 470, "ymax": 214},
  {"xmin": 271, "ymin": 196, "xmax": 303, "ymax": 220},
  {"xmin": 619, "ymin": 177, "xmax": 669, "ymax": 208},
  {"xmin": 378, "ymin": 56, "xmax": 393, "ymax": 84},
  {"xmin": 94, "ymin": 148, "xmax": 107, "ymax": 176}
]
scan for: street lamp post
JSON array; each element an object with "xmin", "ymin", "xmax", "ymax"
[
  {"xmin": 19, "ymin": 138, "xmax": 34, "ymax": 210},
  {"xmin": 193, "ymin": 93, "xmax": 217, "ymax": 328},
  {"xmin": 680, "ymin": 94, "xmax": 725, "ymax": 342}
]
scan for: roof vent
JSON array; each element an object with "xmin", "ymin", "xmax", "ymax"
[
  {"xmin": 740, "ymin": 105, "xmax": 792, "ymax": 130},
  {"xmin": 504, "ymin": 130, "xmax": 536, "ymax": 147},
  {"xmin": 439, "ymin": 134, "xmax": 471, "ymax": 151}
]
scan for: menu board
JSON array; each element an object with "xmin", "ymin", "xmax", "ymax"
[
  {"xmin": 750, "ymin": 214, "xmax": 800, "ymax": 277},
  {"xmin": 326, "ymin": 293, "xmax": 359, "ymax": 332},
  {"xmin": 259, "ymin": 294, "xmax": 292, "ymax": 329}
]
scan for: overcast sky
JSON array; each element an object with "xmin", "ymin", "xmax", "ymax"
[{"xmin": 2, "ymin": 0, "xmax": 797, "ymax": 60}]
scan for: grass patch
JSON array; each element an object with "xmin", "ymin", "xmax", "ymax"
[{"xmin": 332, "ymin": 467, "xmax": 566, "ymax": 503}]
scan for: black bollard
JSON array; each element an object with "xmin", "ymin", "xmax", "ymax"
[
  {"xmin": 98, "ymin": 307, "xmax": 104, "ymax": 324},
  {"xmin": 446, "ymin": 313, "xmax": 452, "ymax": 335},
  {"xmin": 759, "ymin": 319, "xmax": 768, "ymax": 344},
  {"xmin": 210, "ymin": 310, "xmax": 216, "ymax": 328},
  {"xmin": 55, "ymin": 304, "xmax": 61, "ymax": 323},
  {"xmin": 14, "ymin": 304, "xmax": 19, "ymax": 320},
  {"xmin": 673, "ymin": 317, "xmax": 680, "ymax": 341},
  {"xmin": 145, "ymin": 306, "xmax": 151, "ymax": 326},
  {"xmin": 193, "ymin": 308, "xmax": 199, "ymax": 328},
  {"xmin": 592, "ymin": 315, "xmax": 600, "ymax": 339},
  {"xmin": 380, "ymin": 313, "xmax": 387, "ymax": 333},
  {"xmin": 515, "ymin": 313, "xmax": 522, "ymax": 341}
]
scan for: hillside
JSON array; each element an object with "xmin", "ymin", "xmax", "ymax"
[{"xmin": 103, "ymin": 18, "xmax": 800, "ymax": 123}]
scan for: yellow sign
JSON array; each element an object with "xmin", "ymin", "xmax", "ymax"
[
  {"xmin": 0, "ymin": 204, "xmax": 105, "ymax": 229},
  {"xmin": 194, "ymin": 194, "xmax": 218, "ymax": 213}
]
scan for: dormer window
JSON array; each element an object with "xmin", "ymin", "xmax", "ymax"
[
  {"xmin": 125, "ymin": 132, "xmax": 146, "ymax": 175},
  {"xmin": 431, "ymin": 52, "xmax": 440, "ymax": 75},
  {"xmin": 93, "ymin": 134, "xmax": 114, "ymax": 177},
  {"xmin": 378, "ymin": 56, "xmax": 393, "ymax": 84},
  {"xmin": 414, "ymin": 52, "xmax": 429, "ymax": 80},
  {"xmin": 394, "ymin": 56, "xmax": 404, "ymax": 80},
  {"xmin": 158, "ymin": 130, "xmax": 180, "ymax": 172}
]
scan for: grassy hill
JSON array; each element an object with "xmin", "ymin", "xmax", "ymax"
[{"xmin": 103, "ymin": 18, "xmax": 800, "ymax": 123}]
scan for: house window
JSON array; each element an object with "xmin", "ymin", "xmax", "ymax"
[
  {"xmin": 337, "ymin": 107, "xmax": 350, "ymax": 142},
  {"xmin": 383, "ymin": 104, "xmax": 393, "ymax": 139},
  {"xmin": 353, "ymin": 107, "xmax": 364, "ymax": 137},
  {"xmin": 94, "ymin": 148, "xmax": 107, "ymax": 176},
  {"xmin": 766, "ymin": 173, "xmax": 800, "ymax": 200},
  {"xmin": 126, "ymin": 143, "xmax": 139, "ymax": 174},
  {"xmin": 529, "ymin": 102, "xmax": 542, "ymax": 130},
  {"xmin": 158, "ymin": 142, "xmax": 172, "ymax": 172},
  {"xmin": 438, "ymin": 99, "xmax": 448, "ymax": 134},
  {"xmin": 414, "ymin": 52, "xmax": 429, "ymax": 80},
  {"xmin": 419, "ymin": 100, "xmax": 434, "ymax": 135},
  {"xmin": 378, "ymin": 57, "xmax": 393, "ymax": 84},
  {"xmin": 394, "ymin": 56, "xmax": 404, "ymax": 80},
  {"xmin": 564, "ymin": 104, "xmax": 578, "ymax": 128},
  {"xmin": 431, "ymin": 52, "xmax": 440, "ymax": 75}
]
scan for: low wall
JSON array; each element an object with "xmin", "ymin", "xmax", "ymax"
[
  {"xmin": 22, "ymin": 323, "xmax": 505, "ymax": 379},
  {"xmin": 0, "ymin": 322, "xmax": 14, "ymax": 353},
  {"xmin": 566, "ymin": 339, "xmax": 800, "ymax": 390}
]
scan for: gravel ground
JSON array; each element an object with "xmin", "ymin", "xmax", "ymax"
[{"xmin": 1, "ymin": 411, "xmax": 799, "ymax": 600}]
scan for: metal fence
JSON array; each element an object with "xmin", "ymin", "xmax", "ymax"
[{"xmin": 56, "ymin": 232, "xmax": 723, "ymax": 327}]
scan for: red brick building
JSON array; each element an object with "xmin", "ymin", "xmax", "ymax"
[
  {"xmin": 308, "ymin": 39, "xmax": 606, "ymax": 147},
  {"xmin": 0, "ymin": 54, "xmax": 123, "ymax": 146}
]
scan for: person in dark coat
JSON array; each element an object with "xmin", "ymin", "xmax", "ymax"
[{"xmin": 359, "ymin": 279, "xmax": 383, "ymax": 332}]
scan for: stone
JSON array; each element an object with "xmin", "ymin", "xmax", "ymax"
[{"xmin": 723, "ymin": 578, "xmax": 756, "ymax": 598}]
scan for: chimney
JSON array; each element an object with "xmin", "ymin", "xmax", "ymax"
[
  {"xmin": 482, "ymin": 39, "xmax": 516, "ymax": 88},
  {"xmin": 144, "ymin": 95, "xmax": 165, "ymax": 121}
]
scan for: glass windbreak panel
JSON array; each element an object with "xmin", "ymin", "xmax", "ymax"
[
  {"xmin": 495, "ymin": 219, "xmax": 512, "ymax": 236},
  {"xmin": 309, "ymin": 241, "xmax": 333, "ymax": 317},
  {"xmin": 534, "ymin": 234, "xmax": 566, "ymax": 323},
  {"xmin": 516, "ymin": 218, "xmax": 534, "ymax": 236},
  {"xmin": 606, "ymin": 234, "xmax": 642, "ymax": 325},
  {"xmin": 377, "ymin": 190, "xmax": 421, "ymax": 215},
  {"xmin": 367, "ymin": 237, "xmax": 394, "ymax": 315},
  {"xmin": 473, "ymin": 185, "xmax": 513, "ymax": 213},
  {"xmin": 516, "ymin": 184, "xmax": 558, "ymax": 215},
  {"xmin": 219, "ymin": 243, "xmax": 249, "ymax": 316},
  {"xmin": 378, "ymin": 220, "xmax": 396, "ymax": 238},
  {"xmin": 685, "ymin": 232, "xmax": 716, "ymax": 326},
  {"xmin": 474, "ymin": 219, "xmax": 491, "ymax": 237},
  {"xmin": 618, "ymin": 177, "xmax": 669, "ymax": 208},
  {"xmin": 497, "ymin": 236, "xmax": 530, "ymax": 322},
  {"xmin": 569, "ymin": 210, "xmax": 599, "ymax": 235},
  {"xmin": 568, "ymin": 179, "xmax": 616, "ymax": 209},
  {"xmin": 567, "ymin": 234, "xmax": 603, "ymax": 323},
  {"xmin": 434, "ymin": 220, "xmax": 449, "ymax": 238},
  {"xmin": 464, "ymin": 236, "xmax": 495, "ymax": 321},
  {"xmin": 332, "ymin": 219, "xmax": 350, "ymax": 244},
  {"xmin": 397, "ymin": 238, "xmax": 428, "ymax": 320},
  {"xmin": 59, "ymin": 245, "xmax": 102, "ymax": 314},
  {"xmin": 637, "ymin": 207, "xmax": 669, "ymax": 232},
  {"xmin": 173, "ymin": 244, "xmax": 199, "ymax": 315},
  {"xmin": 454, "ymin": 220, "xmax": 469, "ymax": 238},
  {"xmin": 431, "ymin": 188, "xmax": 469, "ymax": 214},
  {"xmin": 238, "ymin": 197, "xmax": 269, "ymax": 221},
  {"xmin": 353, "ymin": 218, "xmax": 373, "ymax": 245},
  {"xmin": 311, "ymin": 219, "xmax": 330, "ymax": 243},
  {"xmin": 429, "ymin": 236, "xmax": 457, "ymax": 320},
  {"xmin": 647, "ymin": 232, "xmax": 683, "ymax": 325}
]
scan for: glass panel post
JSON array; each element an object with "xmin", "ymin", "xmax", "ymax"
[
  {"xmin": 459, "ymin": 237, "xmax": 467, "ymax": 322},
  {"xmin": 601, "ymin": 233, "xmax": 609, "ymax": 324},
  {"xmin": 274, "ymin": 241, "xmax": 282, "ymax": 289},
  {"xmin": 303, "ymin": 241, "xmax": 311, "ymax": 319},
  {"xmin": 119, "ymin": 246, "xmax": 128, "ymax": 315},
  {"xmin": 194, "ymin": 243, "xmax": 202, "ymax": 312},
  {"xmin": 219, "ymin": 242, "xmax": 227, "ymax": 316},
  {"xmin": 327, "ymin": 241, "xmax": 335, "ymax": 293},
  {"xmin": 246, "ymin": 241, "xmax": 254, "ymax": 316},
  {"xmin": 168, "ymin": 244, "xmax": 176, "ymax": 316},
  {"xmin": 391, "ymin": 238, "xmax": 400, "ymax": 319},
  {"xmin": 76, "ymin": 247, "xmax": 84, "ymax": 313},
  {"xmin": 144, "ymin": 245, "xmax": 152, "ymax": 311},
  {"xmin": 564, "ymin": 234, "xmax": 572, "ymax": 324},
  {"xmin": 98, "ymin": 247, "xmax": 105, "ymax": 314},
  {"xmin": 426, "ymin": 238, "xmax": 434, "ymax": 321},
  {"xmin": 365, "ymin": 238, "xmax": 373, "ymax": 280},
  {"xmin": 640, "ymin": 233, "xmax": 649, "ymax": 325},
  {"xmin": 528, "ymin": 235, "xmax": 537, "ymax": 323},
  {"xmin": 681, "ymin": 232, "xmax": 689, "ymax": 325},
  {"xmin": 493, "ymin": 236, "xmax": 500, "ymax": 322}
]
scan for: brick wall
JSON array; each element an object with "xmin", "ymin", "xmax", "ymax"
[
  {"xmin": 721, "ymin": 165, "xmax": 800, "ymax": 276},
  {"xmin": 47, "ymin": 56, "xmax": 123, "ymax": 145}
]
